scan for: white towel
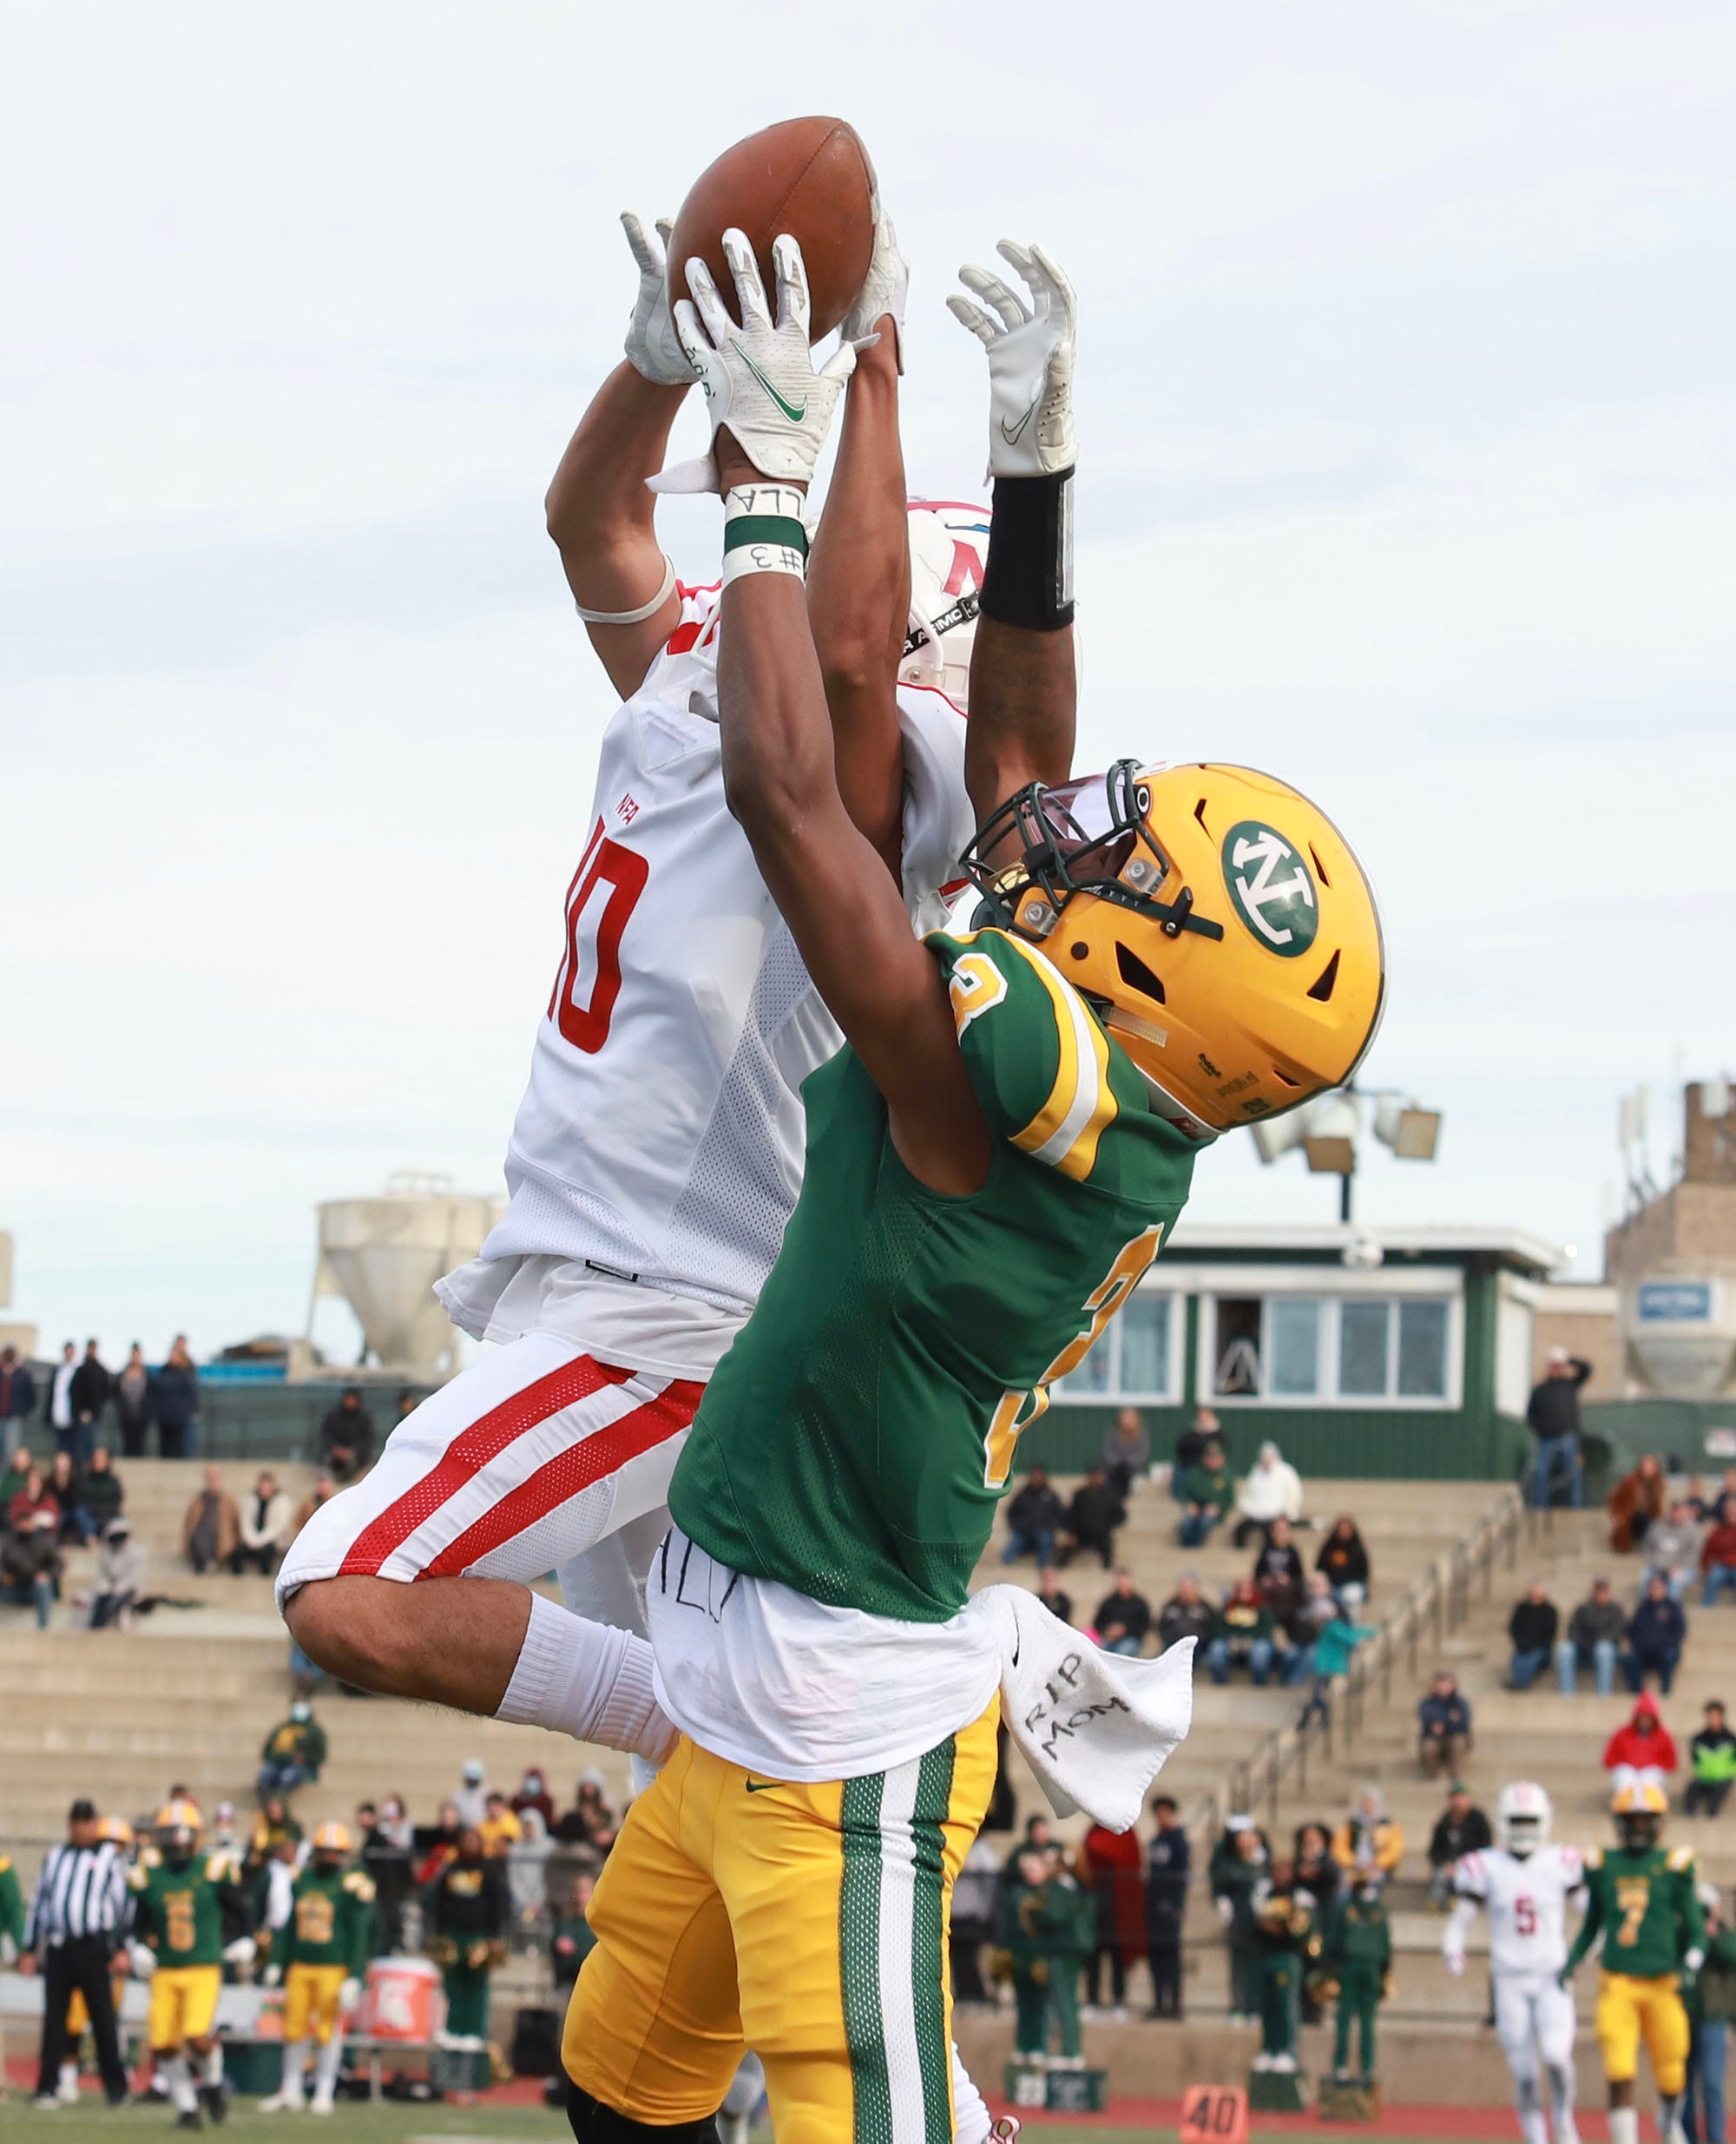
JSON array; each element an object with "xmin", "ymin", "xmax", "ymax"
[{"xmin": 965, "ymin": 1584, "xmax": 1195, "ymax": 1833}]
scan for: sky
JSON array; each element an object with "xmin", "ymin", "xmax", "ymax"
[{"xmin": 3, "ymin": 0, "xmax": 1733, "ymax": 1360}]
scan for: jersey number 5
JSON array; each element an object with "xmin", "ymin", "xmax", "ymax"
[
  {"xmin": 1513, "ymin": 1897, "xmax": 1536, "ymax": 1937},
  {"xmin": 549, "ymin": 818, "xmax": 648, "ymax": 1054}
]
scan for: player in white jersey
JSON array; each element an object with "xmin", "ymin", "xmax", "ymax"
[
  {"xmin": 1445, "ymin": 1782, "xmax": 1586, "ymax": 2144},
  {"xmin": 278, "ymin": 209, "xmax": 1003, "ymax": 1733}
]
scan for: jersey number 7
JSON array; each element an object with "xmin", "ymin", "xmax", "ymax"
[{"xmin": 549, "ymin": 818, "xmax": 649, "ymax": 1054}]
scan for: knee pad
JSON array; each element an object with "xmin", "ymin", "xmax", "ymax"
[
  {"xmin": 566, "ymin": 2077, "xmax": 720, "ymax": 2143},
  {"xmin": 1516, "ymin": 2077, "xmax": 1542, "ymax": 2115}
]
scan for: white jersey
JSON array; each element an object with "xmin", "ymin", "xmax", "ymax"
[
  {"xmin": 438, "ymin": 582, "xmax": 973, "ymax": 1357},
  {"xmin": 1455, "ymin": 1845, "xmax": 1585, "ymax": 1976}
]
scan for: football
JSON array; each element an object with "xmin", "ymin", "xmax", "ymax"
[{"xmin": 667, "ymin": 116, "xmax": 876, "ymax": 342}]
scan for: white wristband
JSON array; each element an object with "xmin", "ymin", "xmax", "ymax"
[
  {"xmin": 721, "ymin": 483, "xmax": 808, "ymax": 587},
  {"xmin": 573, "ymin": 554, "xmax": 676, "ymax": 625}
]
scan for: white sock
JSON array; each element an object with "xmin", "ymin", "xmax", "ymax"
[
  {"xmin": 164, "ymin": 2055, "xmax": 198, "ymax": 2116},
  {"xmin": 1609, "ymin": 2106, "xmax": 1640, "ymax": 2144},
  {"xmin": 313, "ymin": 2033, "xmax": 343, "ymax": 2101},
  {"xmin": 1519, "ymin": 2105, "xmax": 1549, "ymax": 2144},
  {"xmin": 203, "ymin": 2043, "xmax": 225, "ymax": 2088},
  {"xmin": 496, "ymin": 1592, "xmax": 676, "ymax": 1759},
  {"xmin": 58, "ymin": 2062, "xmax": 78, "ymax": 2093},
  {"xmin": 279, "ymin": 2041, "xmax": 308, "ymax": 2102},
  {"xmin": 952, "ymin": 2042, "xmax": 990, "ymax": 2144},
  {"xmin": 1657, "ymin": 2093, "xmax": 1684, "ymax": 2144}
]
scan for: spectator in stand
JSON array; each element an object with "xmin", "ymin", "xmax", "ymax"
[
  {"xmin": 453, "ymin": 1760, "xmax": 489, "ymax": 1828},
  {"xmin": 554, "ymin": 1774, "xmax": 617, "ymax": 1858},
  {"xmin": 1, "ymin": 1509, "xmax": 61, "ymax": 1626},
  {"xmin": 1177, "ymin": 1444, "xmax": 1233, "ymax": 1549},
  {"xmin": 79, "ymin": 1449, "xmax": 123, "ymax": 1539},
  {"xmin": 549, "ymin": 1872, "xmax": 598, "ymax": 1997},
  {"xmin": 1609, "ymin": 1453, "xmax": 1667, "ymax": 1554},
  {"xmin": 43, "ymin": 1344, "xmax": 76, "ymax": 1457},
  {"xmin": 1318, "ymin": 1516, "xmax": 1371, "ymax": 1611},
  {"xmin": 8, "ymin": 1464, "xmax": 58, "ymax": 1536},
  {"xmin": 1253, "ymin": 1516, "xmax": 1306, "ymax": 1614},
  {"xmin": 232, "ymin": 1471, "xmax": 293, "ymax": 1575},
  {"xmin": 1082, "ymin": 1820, "xmax": 1144, "ymax": 2019},
  {"xmin": 1001, "ymin": 1464, "xmax": 1064, "ymax": 1567},
  {"xmin": 1557, "ymin": 1575, "xmax": 1627, "ymax": 1696},
  {"xmin": 479, "ymin": 1792, "xmax": 523, "ymax": 1857},
  {"xmin": 1332, "ymin": 1786, "xmax": 1404, "ymax": 1880},
  {"xmin": 87, "ymin": 1517, "xmax": 145, "ymax": 1628},
  {"xmin": 358, "ymin": 1802, "xmax": 414, "ymax": 1954},
  {"xmin": 1293, "ymin": 1824, "xmax": 1339, "ymax": 1916},
  {"xmin": 318, "ymin": 1388, "xmax": 375, "ymax": 1484},
  {"xmin": 1157, "ymin": 1572, "xmax": 1214, "ymax": 1653},
  {"xmin": 1213, "ymin": 1822, "xmax": 1270, "ymax": 2022},
  {"xmin": 415, "ymin": 1804, "xmax": 464, "ymax": 1888},
  {"xmin": 1507, "ymin": 1581, "xmax": 1560, "ymax": 1690},
  {"xmin": 292, "ymin": 1471, "xmax": 337, "ymax": 1538},
  {"xmin": 1057, "ymin": 1466, "xmax": 1124, "ymax": 1569},
  {"xmin": 1101, "ymin": 1407, "xmax": 1150, "ymax": 1503},
  {"xmin": 510, "ymin": 1767, "xmax": 556, "ymax": 1827},
  {"xmin": 1527, "ymin": 1346, "xmax": 1590, "ymax": 1509},
  {"xmin": 181, "ymin": 1464, "xmax": 240, "ymax": 1575},
  {"xmin": 1034, "ymin": 1566, "xmax": 1072, "ymax": 1626},
  {"xmin": 950, "ymin": 1836, "xmax": 1001, "ymax": 2008},
  {"xmin": 1702, "ymin": 1500, "xmax": 1736, "ymax": 1607},
  {"xmin": 46, "ymin": 1453, "xmax": 92, "ymax": 1546},
  {"xmin": 1145, "ymin": 1798, "xmax": 1189, "ymax": 2021},
  {"xmin": 1232, "ymin": 1440, "xmax": 1305, "ymax": 1548},
  {"xmin": 1417, "ymin": 1669, "xmax": 1473, "ymax": 1777},
  {"xmin": 1624, "ymin": 1572, "xmax": 1688, "ymax": 1693},
  {"xmin": 257, "ymin": 1700, "xmax": 327, "ymax": 1799},
  {"xmin": 1426, "ymin": 1783, "xmax": 1493, "ymax": 1905},
  {"xmin": 151, "ymin": 1337, "xmax": 200, "ymax": 1460},
  {"xmin": 65, "ymin": 1340, "xmax": 111, "ymax": 1469},
  {"xmin": 0, "ymin": 1345, "xmax": 37, "ymax": 1465},
  {"xmin": 1282, "ymin": 1572, "xmax": 1344, "ymax": 1687},
  {"xmin": 1, "ymin": 1443, "xmax": 32, "ymax": 1524},
  {"xmin": 425, "ymin": 1827, "xmax": 508, "ymax": 2048},
  {"xmin": 1646, "ymin": 1500, "xmax": 1707, "ymax": 1602},
  {"xmin": 507, "ymin": 1807, "xmax": 553, "ymax": 1929},
  {"xmin": 111, "ymin": 1345, "xmax": 151, "ymax": 1459},
  {"xmin": 1094, "ymin": 1569, "xmax": 1153, "ymax": 1656},
  {"xmin": 1207, "ymin": 1578, "xmax": 1277, "ymax": 1687},
  {"xmin": 1685, "ymin": 1702, "xmax": 1736, "ymax": 1818},
  {"xmin": 1173, "ymin": 1404, "xmax": 1225, "ymax": 1483},
  {"xmin": 1603, "ymin": 1688, "xmax": 1678, "ymax": 1794}
]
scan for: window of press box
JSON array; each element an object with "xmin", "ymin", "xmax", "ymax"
[
  {"xmin": 1054, "ymin": 1290, "xmax": 1176, "ymax": 1402},
  {"xmin": 1207, "ymin": 1293, "xmax": 1452, "ymax": 1404}
]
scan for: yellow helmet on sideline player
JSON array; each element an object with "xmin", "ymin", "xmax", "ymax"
[
  {"xmin": 311, "ymin": 1821, "xmax": 352, "ymax": 1859},
  {"xmin": 155, "ymin": 1801, "xmax": 201, "ymax": 1858},
  {"xmin": 100, "ymin": 1816, "xmax": 135, "ymax": 1851},
  {"xmin": 1612, "ymin": 1779, "xmax": 1668, "ymax": 1852},
  {"xmin": 962, "ymin": 760, "xmax": 1384, "ymax": 1137}
]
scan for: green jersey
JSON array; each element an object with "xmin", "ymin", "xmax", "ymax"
[
  {"xmin": 128, "ymin": 1854, "xmax": 236, "ymax": 1970},
  {"xmin": 1568, "ymin": 1844, "xmax": 1705, "ymax": 1980},
  {"xmin": 274, "ymin": 1864, "xmax": 373, "ymax": 1976},
  {"xmin": 669, "ymin": 928, "xmax": 1198, "ymax": 1621}
]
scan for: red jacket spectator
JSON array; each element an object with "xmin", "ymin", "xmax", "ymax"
[
  {"xmin": 1602, "ymin": 1692, "xmax": 1678, "ymax": 1776},
  {"xmin": 7, "ymin": 1474, "xmax": 59, "ymax": 1535},
  {"xmin": 1082, "ymin": 1823, "xmax": 1147, "ymax": 1967},
  {"xmin": 1700, "ymin": 1517, "xmax": 1736, "ymax": 1573}
]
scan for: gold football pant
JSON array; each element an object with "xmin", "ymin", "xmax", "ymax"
[
  {"xmin": 564, "ymin": 1698, "xmax": 998, "ymax": 2143},
  {"xmin": 282, "ymin": 1963, "xmax": 349, "ymax": 2047},
  {"xmin": 1595, "ymin": 1971, "xmax": 1690, "ymax": 2095},
  {"xmin": 148, "ymin": 1964, "xmax": 222, "ymax": 2050}
]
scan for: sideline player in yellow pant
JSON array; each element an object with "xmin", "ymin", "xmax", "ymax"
[
  {"xmin": 260, "ymin": 1824, "xmax": 373, "ymax": 2114},
  {"xmin": 128, "ymin": 1801, "xmax": 247, "ymax": 2128}
]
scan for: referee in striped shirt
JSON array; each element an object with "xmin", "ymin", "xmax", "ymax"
[{"xmin": 22, "ymin": 1799, "xmax": 131, "ymax": 2107}]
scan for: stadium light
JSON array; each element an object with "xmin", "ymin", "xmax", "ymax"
[{"xmin": 1248, "ymin": 1084, "xmax": 1443, "ymax": 1220}]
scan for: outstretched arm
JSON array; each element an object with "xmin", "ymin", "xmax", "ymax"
[
  {"xmin": 673, "ymin": 232, "xmax": 992, "ymax": 1197},
  {"xmin": 545, "ymin": 215, "xmax": 692, "ymax": 700},
  {"xmin": 806, "ymin": 209, "xmax": 911, "ymax": 875},
  {"xmin": 949, "ymin": 241, "xmax": 1081, "ymax": 826}
]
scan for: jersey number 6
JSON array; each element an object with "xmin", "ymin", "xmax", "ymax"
[{"xmin": 549, "ymin": 817, "xmax": 649, "ymax": 1054}]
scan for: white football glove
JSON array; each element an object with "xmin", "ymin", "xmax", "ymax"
[
  {"xmin": 222, "ymin": 1936, "xmax": 257, "ymax": 1968},
  {"xmin": 129, "ymin": 1941, "xmax": 158, "ymax": 1980},
  {"xmin": 338, "ymin": 1976, "xmax": 363, "ymax": 2015},
  {"xmin": 947, "ymin": 240, "xmax": 1078, "ymax": 479},
  {"xmin": 261, "ymin": 1961, "xmax": 283, "ymax": 1989},
  {"xmin": 654, "ymin": 229, "xmax": 856, "ymax": 493},
  {"xmin": 620, "ymin": 213, "xmax": 693, "ymax": 389},
  {"xmin": 839, "ymin": 203, "xmax": 909, "ymax": 372}
]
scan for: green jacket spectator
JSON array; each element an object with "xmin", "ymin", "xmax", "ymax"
[
  {"xmin": 1685, "ymin": 1702, "xmax": 1736, "ymax": 1817},
  {"xmin": 1178, "ymin": 1450, "xmax": 1235, "ymax": 1549},
  {"xmin": 1687, "ymin": 1924, "xmax": 1736, "ymax": 2024},
  {"xmin": 81, "ymin": 1450, "xmax": 125, "ymax": 1533}
]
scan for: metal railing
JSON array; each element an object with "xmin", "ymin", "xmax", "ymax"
[{"xmin": 1191, "ymin": 1482, "xmax": 1527, "ymax": 1838}]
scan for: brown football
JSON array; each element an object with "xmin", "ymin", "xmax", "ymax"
[{"xmin": 668, "ymin": 116, "xmax": 876, "ymax": 342}]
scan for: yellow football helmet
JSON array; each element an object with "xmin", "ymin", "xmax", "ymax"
[
  {"xmin": 100, "ymin": 1816, "xmax": 135, "ymax": 1850},
  {"xmin": 1612, "ymin": 1779, "xmax": 1668, "ymax": 1852},
  {"xmin": 155, "ymin": 1801, "xmax": 201, "ymax": 1856},
  {"xmin": 311, "ymin": 1820, "xmax": 352, "ymax": 1857},
  {"xmin": 962, "ymin": 760, "xmax": 1385, "ymax": 1136}
]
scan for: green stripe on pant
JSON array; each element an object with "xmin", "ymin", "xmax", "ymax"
[{"xmin": 841, "ymin": 1769, "xmax": 892, "ymax": 2144}]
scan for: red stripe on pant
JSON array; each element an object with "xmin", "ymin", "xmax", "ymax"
[
  {"xmin": 337, "ymin": 1355, "xmax": 636, "ymax": 1578},
  {"xmin": 419, "ymin": 1374, "xmax": 705, "ymax": 1578}
]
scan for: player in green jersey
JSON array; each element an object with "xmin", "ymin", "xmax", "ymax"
[
  {"xmin": 259, "ymin": 1822, "xmax": 373, "ymax": 2115},
  {"xmin": 562, "ymin": 223, "xmax": 1384, "ymax": 2144},
  {"xmin": 1562, "ymin": 1783, "xmax": 1706, "ymax": 2144},
  {"xmin": 127, "ymin": 1800, "xmax": 246, "ymax": 2129}
]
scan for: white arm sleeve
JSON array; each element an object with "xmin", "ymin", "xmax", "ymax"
[{"xmin": 1443, "ymin": 1896, "xmax": 1476, "ymax": 1966}]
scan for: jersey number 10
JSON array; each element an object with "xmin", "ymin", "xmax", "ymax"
[{"xmin": 549, "ymin": 818, "xmax": 649, "ymax": 1054}]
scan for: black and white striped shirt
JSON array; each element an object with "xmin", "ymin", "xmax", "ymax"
[{"xmin": 26, "ymin": 1840, "xmax": 128, "ymax": 1948}]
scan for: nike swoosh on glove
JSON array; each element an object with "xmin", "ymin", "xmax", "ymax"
[
  {"xmin": 654, "ymin": 228, "xmax": 856, "ymax": 492},
  {"xmin": 947, "ymin": 240, "xmax": 1078, "ymax": 479}
]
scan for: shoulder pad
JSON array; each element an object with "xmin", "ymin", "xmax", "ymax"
[
  {"xmin": 127, "ymin": 1866, "xmax": 149, "ymax": 1892},
  {"xmin": 139, "ymin": 1845, "xmax": 162, "ymax": 1868},
  {"xmin": 205, "ymin": 1855, "xmax": 235, "ymax": 1882},
  {"xmin": 0, "ymin": 1856, "xmax": 11, "ymax": 1873},
  {"xmin": 343, "ymin": 1872, "xmax": 377, "ymax": 1902},
  {"xmin": 1667, "ymin": 1845, "xmax": 1698, "ymax": 1873},
  {"xmin": 1585, "ymin": 1847, "xmax": 1605, "ymax": 1870}
]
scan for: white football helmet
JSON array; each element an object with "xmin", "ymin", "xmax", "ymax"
[
  {"xmin": 900, "ymin": 499, "xmax": 990, "ymax": 712},
  {"xmin": 1496, "ymin": 1780, "xmax": 1553, "ymax": 1858}
]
